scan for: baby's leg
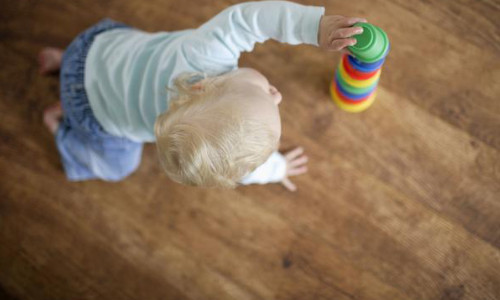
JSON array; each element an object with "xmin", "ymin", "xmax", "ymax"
[
  {"xmin": 43, "ymin": 101, "xmax": 63, "ymax": 134},
  {"xmin": 38, "ymin": 47, "xmax": 64, "ymax": 75}
]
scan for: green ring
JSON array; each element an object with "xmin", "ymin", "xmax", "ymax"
[{"xmin": 348, "ymin": 23, "xmax": 389, "ymax": 63}]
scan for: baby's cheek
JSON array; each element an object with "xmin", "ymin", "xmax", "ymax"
[
  {"xmin": 272, "ymin": 91, "xmax": 282, "ymax": 105},
  {"xmin": 274, "ymin": 111, "xmax": 282, "ymax": 137}
]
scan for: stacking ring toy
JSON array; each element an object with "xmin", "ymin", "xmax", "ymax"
[
  {"xmin": 330, "ymin": 23, "xmax": 389, "ymax": 113},
  {"xmin": 331, "ymin": 83, "xmax": 377, "ymax": 113}
]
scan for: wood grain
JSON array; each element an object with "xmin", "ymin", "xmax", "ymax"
[{"xmin": 1, "ymin": 0, "xmax": 499, "ymax": 299}]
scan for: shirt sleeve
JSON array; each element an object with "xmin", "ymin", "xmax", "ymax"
[
  {"xmin": 183, "ymin": 1, "xmax": 325, "ymax": 70},
  {"xmin": 238, "ymin": 151, "xmax": 287, "ymax": 185}
]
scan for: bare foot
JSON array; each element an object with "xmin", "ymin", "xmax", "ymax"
[
  {"xmin": 43, "ymin": 102, "xmax": 63, "ymax": 134},
  {"xmin": 38, "ymin": 47, "xmax": 64, "ymax": 75}
]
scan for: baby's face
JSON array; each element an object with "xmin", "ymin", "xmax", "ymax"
[{"xmin": 216, "ymin": 68, "xmax": 282, "ymax": 138}]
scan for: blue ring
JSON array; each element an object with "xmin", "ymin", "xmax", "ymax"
[
  {"xmin": 349, "ymin": 42, "xmax": 390, "ymax": 72},
  {"xmin": 349, "ymin": 55, "xmax": 385, "ymax": 72},
  {"xmin": 335, "ymin": 74, "xmax": 376, "ymax": 100}
]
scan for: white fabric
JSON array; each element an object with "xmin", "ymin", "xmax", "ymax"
[{"xmin": 239, "ymin": 151, "xmax": 287, "ymax": 184}]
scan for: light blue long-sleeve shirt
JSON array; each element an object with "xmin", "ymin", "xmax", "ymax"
[{"xmin": 84, "ymin": 1, "xmax": 325, "ymax": 184}]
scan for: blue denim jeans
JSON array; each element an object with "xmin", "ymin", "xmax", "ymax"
[{"xmin": 56, "ymin": 18, "xmax": 143, "ymax": 181}]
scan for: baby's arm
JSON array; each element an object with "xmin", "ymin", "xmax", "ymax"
[
  {"xmin": 187, "ymin": 1, "xmax": 366, "ymax": 69},
  {"xmin": 185, "ymin": 1, "xmax": 325, "ymax": 70}
]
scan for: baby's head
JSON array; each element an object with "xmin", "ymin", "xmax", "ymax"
[{"xmin": 155, "ymin": 68, "xmax": 282, "ymax": 188}]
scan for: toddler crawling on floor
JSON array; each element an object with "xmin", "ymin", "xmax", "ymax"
[{"xmin": 40, "ymin": 1, "xmax": 365, "ymax": 191}]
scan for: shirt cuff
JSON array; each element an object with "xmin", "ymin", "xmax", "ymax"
[
  {"xmin": 238, "ymin": 151, "xmax": 287, "ymax": 185},
  {"xmin": 301, "ymin": 6, "xmax": 325, "ymax": 46}
]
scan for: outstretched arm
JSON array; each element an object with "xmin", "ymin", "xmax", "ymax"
[
  {"xmin": 185, "ymin": 1, "xmax": 366, "ymax": 72},
  {"xmin": 186, "ymin": 1, "xmax": 325, "ymax": 70}
]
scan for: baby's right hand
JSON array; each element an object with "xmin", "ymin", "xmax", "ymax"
[
  {"xmin": 318, "ymin": 15, "xmax": 367, "ymax": 51},
  {"xmin": 280, "ymin": 146, "xmax": 308, "ymax": 192}
]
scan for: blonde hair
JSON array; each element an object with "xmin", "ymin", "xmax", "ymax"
[{"xmin": 154, "ymin": 73, "xmax": 280, "ymax": 188}]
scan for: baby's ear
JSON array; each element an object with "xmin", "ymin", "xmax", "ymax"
[
  {"xmin": 191, "ymin": 81, "xmax": 204, "ymax": 91},
  {"xmin": 191, "ymin": 77, "xmax": 218, "ymax": 92}
]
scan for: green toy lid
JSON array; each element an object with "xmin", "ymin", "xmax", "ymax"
[{"xmin": 348, "ymin": 23, "xmax": 389, "ymax": 63}]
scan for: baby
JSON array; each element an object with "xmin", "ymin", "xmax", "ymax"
[{"xmin": 40, "ymin": 1, "xmax": 365, "ymax": 191}]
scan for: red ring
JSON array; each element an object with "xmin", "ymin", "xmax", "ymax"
[
  {"xmin": 333, "ymin": 81, "xmax": 373, "ymax": 105},
  {"xmin": 342, "ymin": 55, "xmax": 379, "ymax": 80}
]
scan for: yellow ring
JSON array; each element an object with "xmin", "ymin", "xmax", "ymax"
[
  {"xmin": 338, "ymin": 60, "xmax": 381, "ymax": 88},
  {"xmin": 330, "ymin": 83, "xmax": 377, "ymax": 113}
]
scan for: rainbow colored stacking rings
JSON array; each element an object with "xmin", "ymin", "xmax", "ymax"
[{"xmin": 331, "ymin": 23, "xmax": 390, "ymax": 113}]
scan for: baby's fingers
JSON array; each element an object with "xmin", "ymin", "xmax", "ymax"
[
  {"xmin": 338, "ymin": 17, "xmax": 368, "ymax": 27},
  {"xmin": 330, "ymin": 26, "xmax": 363, "ymax": 40},
  {"xmin": 341, "ymin": 48, "xmax": 354, "ymax": 56},
  {"xmin": 281, "ymin": 177, "xmax": 297, "ymax": 192},
  {"xmin": 287, "ymin": 166, "xmax": 308, "ymax": 176},
  {"xmin": 288, "ymin": 154, "xmax": 308, "ymax": 168},
  {"xmin": 284, "ymin": 146, "xmax": 304, "ymax": 160},
  {"xmin": 329, "ymin": 38, "xmax": 356, "ymax": 51}
]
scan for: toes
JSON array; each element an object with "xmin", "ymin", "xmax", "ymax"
[
  {"xmin": 38, "ymin": 47, "xmax": 63, "ymax": 75},
  {"xmin": 39, "ymin": 52, "xmax": 54, "ymax": 75},
  {"xmin": 43, "ymin": 102, "xmax": 63, "ymax": 115},
  {"xmin": 43, "ymin": 103, "xmax": 62, "ymax": 133},
  {"xmin": 43, "ymin": 111, "xmax": 56, "ymax": 132}
]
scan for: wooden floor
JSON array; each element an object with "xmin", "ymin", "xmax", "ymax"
[{"xmin": 1, "ymin": 0, "xmax": 499, "ymax": 299}]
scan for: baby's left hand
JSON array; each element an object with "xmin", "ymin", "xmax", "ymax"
[{"xmin": 280, "ymin": 146, "xmax": 308, "ymax": 192}]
